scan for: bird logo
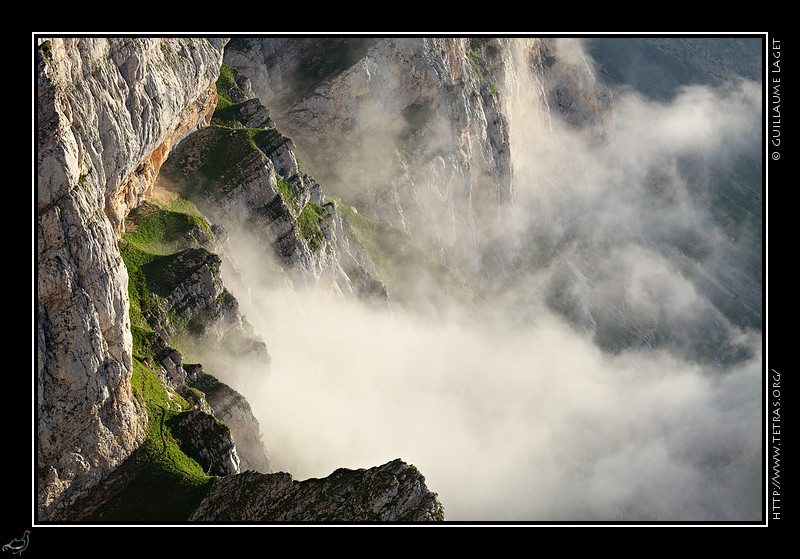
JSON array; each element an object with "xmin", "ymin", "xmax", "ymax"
[{"xmin": 2, "ymin": 531, "xmax": 29, "ymax": 555}]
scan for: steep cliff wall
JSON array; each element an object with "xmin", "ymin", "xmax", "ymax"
[
  {"xmin": 119, "ymin": 199, "xmax": 272, "ymax": 476},
  {"xmin": 222, "ymin": 36, "xmax": 758, "ymax": 368},
  {"xmin": 35, "ymin": 35, "xmax": 608, "ymax": 520},
  {"xmin": 36, "ymin": 36, "xmax": 444, "ymax": 522},
  {"xmin": 36, "ymin": 37, "xmax": 228, "ymax": 518}
]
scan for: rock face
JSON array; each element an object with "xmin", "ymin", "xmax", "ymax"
[
  {"xmin": 36, "ymin": 34, "xmax": 763, "ymax": 524},
  {"xmin": 188, "ymin": 459, "xmax": 444, "ymax": 522},
  {"xmin": 36, "ymin": 37, "xmax": 227, "ymax": 519},
  {"xmin": 119, "ymin": 198, "xmax": 273, "ymax": 479},
  {"xmin": 36, "ymin": 34, "xmax": 617, "ymax": 524},
  {"xmin": 185, "ymin": 365, "xmax": 271, "ymax": 473},
  {"xmin": 168, "ymin": 409, "xmax": 240, "ymax": 476},
  {"xmin": 223, "ymin": 37, "xmax": 613, "ymax": 289},
  {"xmin": 36, "ymin": 35, "xmax": 442, "ymax": 522},
  {"xmin": 123, "ymin": 201, "xmax": 269, "ymax": 364}
]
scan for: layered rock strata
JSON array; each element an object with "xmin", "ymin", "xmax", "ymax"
[
  {"xmin": 185, "ymin": 364, "xmax": 271, "ymax": 473},
  {"xmin": 156, "ymin": 64, "xmax": 389, "ymax": 302}
]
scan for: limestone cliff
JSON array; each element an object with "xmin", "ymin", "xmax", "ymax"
[
  {"xmin": 119, "ymin": 200, "xmax": 272, "ymax": 475},
  {"xmin": 36, "ymin": 34, "xmax": 618, "ymax": 524},
  {"xmin": 36, "ymin": 37, "xmax": 227, "ymax": 519},
  {"xmin": 34, "ymin": 34, "xmax": 764, "ymax": 526},
  {"xmin": 36, "ymin": 35, "xmax": 443, "ymax": 523},
  {"xmin": 35, "ymin": 35, "xmax": 607, "ymax": 522}
]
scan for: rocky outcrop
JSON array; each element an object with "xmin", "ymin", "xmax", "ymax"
[
  {"xmin": 36, "ymin": 34, "xmax": 613, "ymax": 524},
  {"xmin": 185, "ymin": 365, "xmax": 271, "ymax": 473},
  {"xmin": 123, "ymin": 202, "xmax": 269, "ymax": 363},
  {"xmin": 120, "ymin": 197, "xmax": 273, "ymax": 475},
  {"xmin": 538, "ymin": 38, "xmax": 614, "ymax": 135},
  {"xmin": 167, "ymin": 409, "xmax": 240, "ymax": 476},
  {"xmin": 36, "ymin": 37, "xmax": 227, "ymax": 519},
  {"xmin": 188, "ymin": 459, "xmax": 444, "ymax": 522},
  {"xmin": 156, "ymin": 65, "xmax": 389, "ymax": 302}
]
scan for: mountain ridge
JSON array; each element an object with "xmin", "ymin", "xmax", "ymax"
[{"xmin": 36, "ymin": 36, "xmax": 451, "ymax": 522}]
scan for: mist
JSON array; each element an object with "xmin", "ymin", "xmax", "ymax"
[{"xmin": 203, "ymin": 39, "xmax": 763, "ymax": 522}]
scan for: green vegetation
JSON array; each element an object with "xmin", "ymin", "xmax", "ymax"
[
  {"xmin": 38, "ymin": 40, "xmax": 52, "ymax": 61},
  {"xmin": 91, "ymin": 352, "xmax": 212, "ymax": 521},
  {"xmin": 276, "ymin": 177, "xmax": 299, "ymax": 210},
  {"xmin": 121, "ymin": 244, "xmax": 160, "ymax": 330},
  {"xmin": 210, "ymin": 63, "xmax": 275, "ymax": 130},
  {"xmin": 164, "ymin": 64, "xmax": 330, "ymax": 257},
  {"xmin": 124, "ymin": 200, "xmax": 210, "ymax": 255},
  {"xmin": 298, "ymin": 202, "xmax": 326, "ymax": 252},
  {"xmin": 97, "ymin": 200, "xmax": 228, "ymax": 520},
  {"xmin": 468, "ymin": 49, "xmax": 485, "ymax": 81},
  {"xmin": 211, "ymin": 64, "xmax": 244, "ymax": 128},
  {"xmin": 120, "ymin": 201, "xmax": 214, "ymax": 331},
  {"xmin": 215, "ymin": 64, "xmax": 239, "ymax": 108},
  {"xmin": 131, "ymin": 354, "xmax": 206, "ymax": 486},
  {"xmin": 188, "ymin": 128, "xmax": 263, "ymax": 188},
  {"xmin": 468, "ymin": 45, "xmax": 499, "ymax": 97}
]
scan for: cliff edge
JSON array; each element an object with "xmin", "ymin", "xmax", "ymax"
[{"xmin": 36, "ymin": 36, "xmax": 443, "ymax": 523}]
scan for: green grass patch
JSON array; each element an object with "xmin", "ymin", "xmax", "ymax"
[
  {"xmin": 94, "ymin": 278, "xmax": 216, "ymax": 521},
  {"xmin": 211, "ymin": 104, "xmax": 244, "ymax": 129},
  {"xmin": 121, "ymin": 198, "xmax": 224, "ymax": 348},
  {"xmin": 110, "ymin": 177, "xmax": 238, "ymax": 519},
  {"xmin": 124, "ymin": 202, "xmax": 210, "ymax": 255},
  {"xmin": 276, "ymin": 177, "xmax": 299, "ymax": 210},
  {"xmin": 210, "ymin": 64, "xmax": 242, "ymax": 127},
  {"xmin": 211, "ymin": 64, "xmax": 276, "ymax": 132},
  {"xmin": 215, "ymin": 64, "xmax": 239, "ymax": 109},
  {"xmin": 91, "ymin": 358, "xmax": 211, "ymax": 521},
  {"xmin": 121, "ymin": 244, "xmax": 160, "ymax": 330},
  {"xmin": 298, "ymin": 202, "xmax": 326, "ymax": 252},
  {"xmin": 121, "ymin": 204, "xmax": 213, "ymax": 331}
]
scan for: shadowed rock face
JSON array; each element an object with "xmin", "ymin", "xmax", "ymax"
[
  {"xmin": 41, "ymin": 34, "xmax": 711, "ymax": 525},
  {"xmin": 186, "ymin": 367, "xmax": 271, "ymax": 474},
  {"xmin": 155, "ymin": 77, "xmax": 389, "ymax": 301},
  {"xmin": 167, "ymin": 409, "xmax": 240, "ymax": 477},
  {"xmin": 188, "ymin": 459, "xmax": 444, "ymax": 522}
]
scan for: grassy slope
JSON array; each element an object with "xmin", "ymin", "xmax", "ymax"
[
  {"xmin": 94, "ymin": 357, "xmax": 211, "ymax": 521},
  {"xmin": 97, "ymin": 200, "xmax": 219, "ymax": 521},
  {"xmin": 160, "ymin": 64, "xmax": 328, "ymax": 255}
]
